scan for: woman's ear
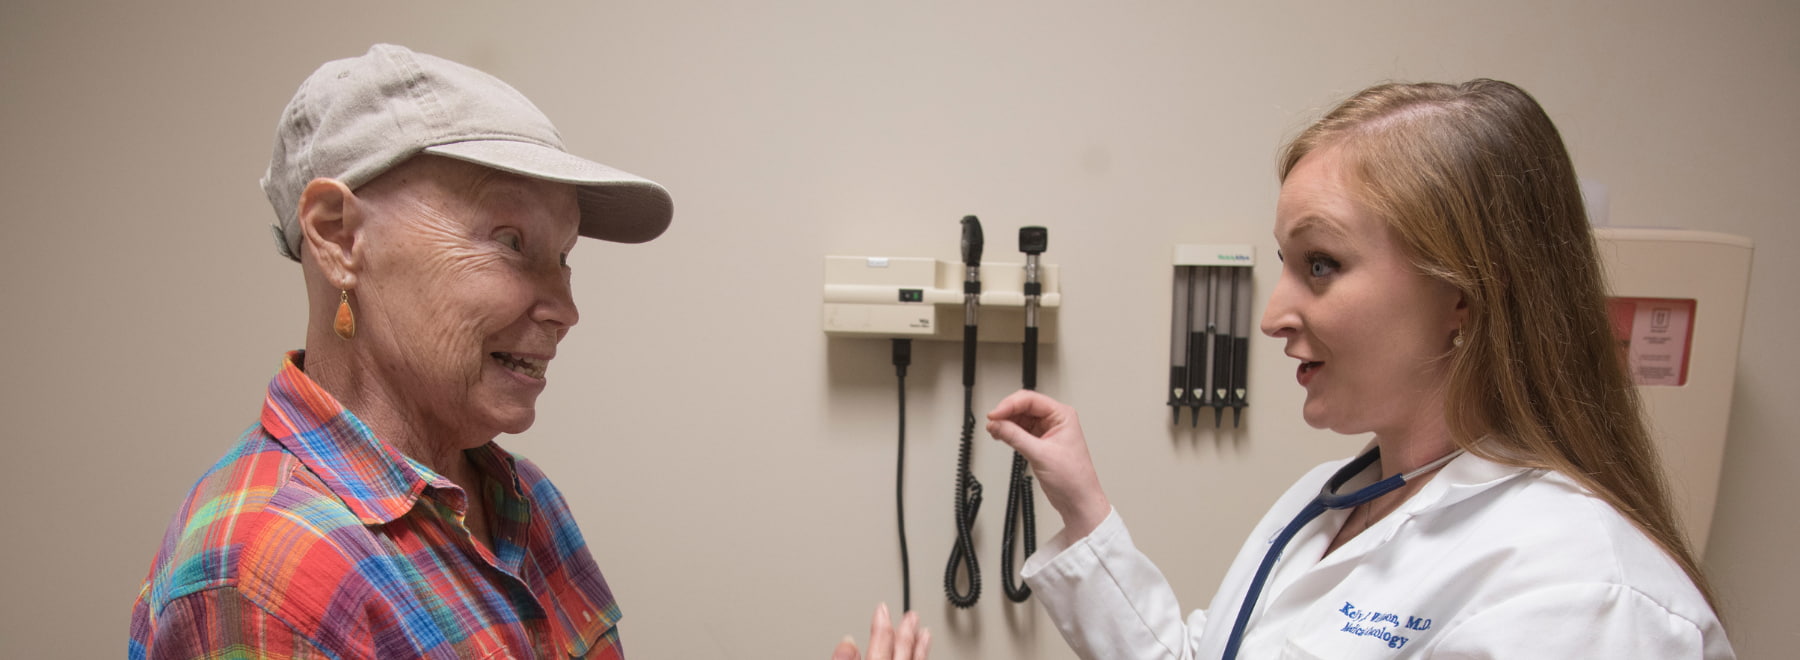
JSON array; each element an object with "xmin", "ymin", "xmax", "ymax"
[
  {"xmin": 1452, "ymin": 289, "xmax": 1470, "ymax": 332},
  {"xmin": 297, "ymin": 178, "xmax": 363, "ymax": 289}
]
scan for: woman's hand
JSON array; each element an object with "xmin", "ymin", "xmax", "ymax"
[
  {"xmin": 986, "ymin": 390, "xmax": 1111, "ymax": 540},
  {"xmin": 830, "ymin": 603, "xmax": 929, "ymax": 660}
]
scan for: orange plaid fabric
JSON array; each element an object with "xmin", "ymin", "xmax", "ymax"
[{"xmin": 131, "ymin": 351, "xmax": 623, "ymax": 658}]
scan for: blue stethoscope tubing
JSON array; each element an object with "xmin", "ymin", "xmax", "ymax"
[{"xmin": 1220, "ymin": 447, "xmax": 1464, "ymax": 660}]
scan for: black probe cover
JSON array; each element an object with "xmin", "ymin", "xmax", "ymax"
[
  {"xmin": 1186, "ymin": 328, "xmax": 1206, "ymax": 406},
  {"xmin": 1213, "ymin": 332, "xmax": 1232, "ymax": 426},
  {"xmin": 1232, "ymin": 335, "xmax": 1250, "ymax": 409},
  {"xmin": 1168, "ymin": 366, "xmax": 1187, "ymax": 407}
]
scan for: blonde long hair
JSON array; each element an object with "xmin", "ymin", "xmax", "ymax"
[{"xmin": 1279, "ymin": 79, "xmax": 1716, "ymax": 610}]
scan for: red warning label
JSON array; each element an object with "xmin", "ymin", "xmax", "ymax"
[{"xmin": 1607, "ymin": 297, "xmax": 1696, "ymax": 387}]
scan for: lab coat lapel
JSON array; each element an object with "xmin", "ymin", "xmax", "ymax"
[{"xmin": 1244, "ymin": 453, "xmax": 1530, "ymax": 655}]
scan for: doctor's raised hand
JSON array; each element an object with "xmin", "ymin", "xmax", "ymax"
[{"xmin": 985, "ymin": 390, "xmax": 1111, "ymax": 541}]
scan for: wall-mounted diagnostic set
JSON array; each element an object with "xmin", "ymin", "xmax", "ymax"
[
  {"xmin": 822, "ymin": 241, "xmax": 1062, "ymax": 344},
  {"xmin": 1170, "ymin": 244, "xmax": 1254, "ymax": 427},
  {"xmin": 821, "ymin": 216, "xmax": 1061, "ymax": 611}
]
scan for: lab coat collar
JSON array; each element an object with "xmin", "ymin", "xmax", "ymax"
[
  {"xmin": 1402, "ymin": 449, "xmax": 1535, "ymax": 518},
  {"xmin": 1306, "ymin": 449, "xmax": 1534, "ymax": 573}
]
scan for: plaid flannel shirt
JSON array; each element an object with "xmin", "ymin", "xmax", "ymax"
[{"xmin": 130, "ymin": 351, "xmax": 623, "ymax": 658}]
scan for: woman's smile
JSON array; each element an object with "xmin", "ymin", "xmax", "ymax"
[{"xmin": 490, "ymin": 351, "xmax": 548, "ymax": 380}]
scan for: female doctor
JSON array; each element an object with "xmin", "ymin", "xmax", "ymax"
[{"xmin": 986, "ymin": 79, "xmax": 1734, "ymax": 658}]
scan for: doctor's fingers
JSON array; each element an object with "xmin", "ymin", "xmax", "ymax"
[
  {"xmin": 986, "ymin": 390, "xmax": 1074, "ymax": 427},
  {"xmin": 985, "ymin": 418, "xmax": 1037, "ymax": 451},
  {"xmin": 988, "ymin": 401, "xmax": 1086, "ymax": 443},
  {"xmin": 990, "ymin": 394, "xmax": 1086, "ymax": 442},
  {"xmin": 986, "ymin": 418, "xmax": 1080, "ymax": 467}
]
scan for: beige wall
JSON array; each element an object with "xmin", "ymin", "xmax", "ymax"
[{"xmin": 2, "ymin": 1, "xmax": 1795, "ymax": 657}]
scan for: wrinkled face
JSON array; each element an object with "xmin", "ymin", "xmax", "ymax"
[
  {"xmin": 355, "ymin": 157, "xmax": 582, "ymax": 443},
  {"xmin": 1261, "ymin": 145, "xmax": 1462, "ymax": 438}
]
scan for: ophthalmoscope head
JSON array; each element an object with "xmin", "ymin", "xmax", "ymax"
[{"xmin": 961, "ymin": 215, "xmax": 984, "ymax": 268}]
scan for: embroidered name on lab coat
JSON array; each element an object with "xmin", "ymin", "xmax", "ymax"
[{"xmin": 1338, "ymin": 601, "xmax": 1433, "ymax": 650}]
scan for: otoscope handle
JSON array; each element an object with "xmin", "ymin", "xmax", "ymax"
[
  {"xmin": 1213, "ymin": 333, "xmax": 1233, "ymax": 403},
  {"xmin": 963, "ymin": 324, "xmax": 978, "ymax": 388},
  {"xmin": 1022, "ymin": 327, "xmax": 1039, "ymax": 390},
  {"xmin": 1020, "ymin": 224, "xmax": 1045, "ymax": 391},
  {"xmin": 1186, "ymin": 331, "xmax": 1207, "ymax": 407}
]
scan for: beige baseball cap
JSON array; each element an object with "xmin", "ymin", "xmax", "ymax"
[{"xmin": 262, "ymin": 44, "xmax": 673, "ymax": 262}]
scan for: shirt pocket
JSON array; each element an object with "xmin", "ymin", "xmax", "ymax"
[
  {"xmin": 1280, "ymin": 638, "xmax": 1330, "ymax": 660},
  {"xmin": 1282, "ymin": 631, "xmax": 1422, "ymax": 659}
]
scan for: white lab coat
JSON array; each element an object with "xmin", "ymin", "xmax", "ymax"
[{"xmin": 1022, "ymin": 452, "xmax": 1733, "ymax": 659}]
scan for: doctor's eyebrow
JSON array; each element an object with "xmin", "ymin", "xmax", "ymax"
[{"xmin": 1282, "ymin": 216, "xmax": 1350, "ymax": 243}]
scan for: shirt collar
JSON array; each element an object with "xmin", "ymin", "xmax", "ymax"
[{"xmin": 260, "ymin": 350, "xmax": 451, "ymax": 525}]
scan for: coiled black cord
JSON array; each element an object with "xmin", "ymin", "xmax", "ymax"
[
  {"xmin": 1001, "ymin": 454, "xmax": 1037, "ymax": 601},
  {"xmin": 945, "ymin": 328, "xmax": 983, "ymax": 608}
]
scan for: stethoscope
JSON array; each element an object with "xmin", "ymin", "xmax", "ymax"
[{"xmin": 1220, "ymin": 446, "xmax": 1464, "ymax": 660}]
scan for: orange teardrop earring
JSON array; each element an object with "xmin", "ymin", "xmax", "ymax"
[{"xmin": 334, "ymin": 290, "xmax": 356, "ymax": 340}]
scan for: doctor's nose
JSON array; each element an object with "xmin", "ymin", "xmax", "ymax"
[{"xmin": 1261, "ymin": 271, "xmax": 1301, "ymax": 339}]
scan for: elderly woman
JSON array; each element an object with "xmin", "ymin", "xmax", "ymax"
[
  {"xmin": 987, "ymin": 80, "xmax": 1733, "ymax": 658},
  {"xmin": 129, "ymin": 45, "xmax": 928, "ymax": 660}
]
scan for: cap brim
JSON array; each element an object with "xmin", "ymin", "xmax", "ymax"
[{"xmin": 424, "ymin": 140, "xmax": 673, "ymax": 244}]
